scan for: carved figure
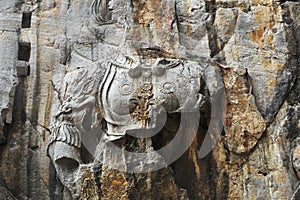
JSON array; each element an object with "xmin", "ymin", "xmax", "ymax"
[
  {"xmin": 99, "ymin": 57, "xmax": 203, "ymax": 141},
  {"xmin": 47, "ymin": 0, "xmax": 217, "ymax": 198}
]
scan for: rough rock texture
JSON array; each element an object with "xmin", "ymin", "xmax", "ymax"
[
  {"xmin": 0, "ymin": 0, "xmax": 299, "ymax": 199},
  {"xmin": 0, "ymin": 2, "xmax": 19, "ymax": 144},
  {"xmin": 221, "ymin": 67, "xmax": 266, "ymax": 154}
]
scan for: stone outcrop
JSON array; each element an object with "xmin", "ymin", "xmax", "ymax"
[{"xmin": 0, "ymin": 0, "xmax": 299, "ymax": 199}]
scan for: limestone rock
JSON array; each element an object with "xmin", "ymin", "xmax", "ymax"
[
  {"xmin": 0, "ymin": 0, "xmax": 299, "ymax": 199},
  {"xmin": 221, "ymin": 67, "xmax": 266, "ymax": 154},
  {"xmin": 0, "ymin": 14, "xmax": 18, "ymax": 144}
]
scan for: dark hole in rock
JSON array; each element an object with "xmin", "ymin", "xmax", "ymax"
[
  {"xmin": 18, "ymin": 42, "xmax": 31, "ymax": 61},
  {"xmin": 158, "ymin": 59, "xmax": 171, "ymax": 65},
  {"xmin": 27, "ymin": 65, "xmax": 30, "ymax": 76},
  {"xmin": 22, "ymin": 12, "xmax": 32, "ymax": 28},
  {"xmin": 56, "ymin": 157, "xmax": 79, "ymax": 172}
]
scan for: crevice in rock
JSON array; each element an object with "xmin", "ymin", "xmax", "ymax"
[
  {"xmin": 3, "ymin": 77, "xmax": 29, "ymax": 198},
  {"xmin": 205, "ymin": 0, "xmax": 219, "ymax": 58},
  {"xmin": 280, "ymin": 0, "xmax": 299, "ymax": 5},
  {"xmin": 93, "ymin": 162, "xmax": 103, "ymax": 197},
  {"xmin": 0, "ymin": 109, "xmax": 9, "ymax": 144}
]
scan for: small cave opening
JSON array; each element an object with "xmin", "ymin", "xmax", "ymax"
[
  {"xmin": 18, "ymin": 42, "xmax": 31, "ymax": 62},
  {"xmin": 21, "ymin": 12, "xmax": 32, "ymax": 28}
]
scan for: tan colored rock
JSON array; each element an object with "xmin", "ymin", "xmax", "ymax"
[
  {"xmin": 221, "ymin": 67, "xmax": 266, "ymax": 154},
  {"xmin": 0, "ymin": 0, "xmax": 299, "ymax": 199}
]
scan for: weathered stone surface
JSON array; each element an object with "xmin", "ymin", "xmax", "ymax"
[
  {"xmin": 0, "ymin": 0, "xmax": 299, "ymax": 199},
  {"xmin": 217, "ymin": 1, "xmax": 297, "ymax": 123},
  {"xmin": 0, "ymin": 185, "xmax": 17, "ymax": 200},
  {"xmin": 0, "ymin": 14, "xmax": 18, "ymax": 143},
  {"xmin": 221, "ymin": 66, "xmax": 266, "ymax": 154}
]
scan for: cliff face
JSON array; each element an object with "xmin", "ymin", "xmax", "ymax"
[{"xmin": 0, "ymin": 0, "xmax": 299, "ymax": 199}]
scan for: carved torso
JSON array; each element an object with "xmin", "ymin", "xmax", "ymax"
[{"xmin": 99, "ymin": 57, "xmax": 202, "ymax": 140}]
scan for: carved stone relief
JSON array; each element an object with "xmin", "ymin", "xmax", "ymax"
[
  {"xmin": 44, "ymin": 0, "xmax": 300, "ymax": 199},
  {"xmin": 46, "ymin": 0, "xmax": 217, "ymax": 198},
  {"xmin": 0, "ymin": 0, "xmax": 299, "ymax": 199}
]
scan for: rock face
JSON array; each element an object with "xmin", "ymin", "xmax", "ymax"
[{"xmin": 0, "ymin": 0, "xmax": 299, "ymax": 199}]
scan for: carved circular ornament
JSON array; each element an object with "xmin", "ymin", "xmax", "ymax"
[
  {"xmin": 118, "ymin": 83, "xmax": 133, "ymax": 95},
  {"xmin": 162, "ymin": 82, "xmax": 176, "ymax": 94}
]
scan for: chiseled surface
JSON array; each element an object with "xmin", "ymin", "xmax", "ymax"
[{"xmin": 0, "ymin": 0, "xmax": 299, "ymax": 199}]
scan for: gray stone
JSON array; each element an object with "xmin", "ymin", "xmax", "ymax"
[
  {"xmin": 0, "ymin": 0, "xmax": 300, "ymax": 199},
  {"xmin": 16, "ymin": 61, "xmax": 29, "ymax": 76}
]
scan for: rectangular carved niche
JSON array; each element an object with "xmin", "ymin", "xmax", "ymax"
[
  {"xmin": 21, "ymin": 12, "xmax": 32, "ymax": 28},
  {"xmin": 18, "ymin": 42, "xmax": 31, "ymax": 62},
  {"xmin": 16, "ymin": 61, "xmax": 30, "ymax": 76}
]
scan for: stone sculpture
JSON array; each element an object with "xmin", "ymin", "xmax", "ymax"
[
  {"xmin": 46, "ymin": 0, "xmax": 296, "ymax": 199},
  {"xmin": 46, "ymin": 0, "xmax": 218, "ymax": 198},
  {"xmin": 0, "ymin": 0, "xmax": 299, "ymax": 199},
  {"xmin": 47, "ymin": 55, "xmax": 212, "ymax": 199},
  {"xmin": 99, "ymin": 57, "xmax": 203, "ymax": 141}
]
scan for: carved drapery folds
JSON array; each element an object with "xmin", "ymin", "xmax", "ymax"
[
  {"xmin": 49, "ymin": 100, "xmax": 81, "ymax": 149},
  {"xmin": 47, "ymin": 99, "xmax": 82, "ymax": 198}
]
